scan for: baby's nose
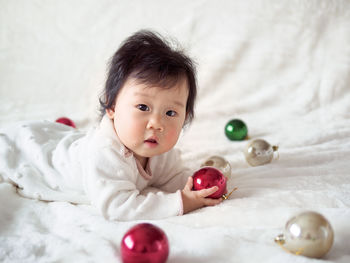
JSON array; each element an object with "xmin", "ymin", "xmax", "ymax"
[{"xmin": 147, "ymin": 115, "xmax": 164, "ymax": 131}]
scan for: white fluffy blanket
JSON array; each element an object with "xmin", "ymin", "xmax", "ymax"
[{"xmin": 1, "ymin": 0, "xmax": 350, "ymax": 262}]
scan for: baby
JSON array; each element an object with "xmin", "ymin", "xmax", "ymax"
[{"xmin": 0, "ymin": 30, "xmax": 222, "ymax": 220}]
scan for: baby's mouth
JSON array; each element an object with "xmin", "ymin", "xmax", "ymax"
[{"xmin": 144, "ymin": 138, "xmax": 158, "ymax": 145}]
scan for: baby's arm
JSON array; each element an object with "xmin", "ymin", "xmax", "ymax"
[
  {"xmin": 151, "ymin": 149, "xmax": 223, "ymax": 214},
  {"xmin": 83, "ymin": 147, "xmax": 183, "ymax": 221},
  {"xmin": 149, "ymin": 148, "xmax": 190, "ymax": 192}
]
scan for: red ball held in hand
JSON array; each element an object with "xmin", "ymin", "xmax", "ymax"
[
  {"xmin": 192, "ymin": 167, "xmax": 228, "ymax": 199},
  {"xmin": 55, "ymin": 117, "xmax": 76, "ymax": 128},
  {"xmin": 121, "ymin": 223, "xmax": 169, "ymax": 263}
]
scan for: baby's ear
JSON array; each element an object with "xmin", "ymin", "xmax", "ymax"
[{"xmin": 106, "ymin": 108, "xmax": 115, "ymax": 119}]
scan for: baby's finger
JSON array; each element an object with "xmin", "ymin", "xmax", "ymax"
[
  {"xmin": 184, "ymin": 176, "xmax": 193, "ymax": 191},
  {"xmin": 198, "ymin": 186, "xmax": 219, "ymax": 198},
  {"xmin": 204, "ymin": 197, "xmax": 222, "ymax": 206}
]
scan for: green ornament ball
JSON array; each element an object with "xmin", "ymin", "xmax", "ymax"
[{"xmin": 225, "ymin": 119, "xmax": 248, "ymax": 141}]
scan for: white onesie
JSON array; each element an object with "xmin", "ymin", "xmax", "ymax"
[{"xmin": 0, "ymin": 116, "xmax": 191, "ymax": 221}]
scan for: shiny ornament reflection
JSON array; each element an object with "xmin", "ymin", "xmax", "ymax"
[
  {"xmin": 225, "ymin": 119, "xmax": 248, "ymax": 141},
  {"xmin": 192, "ymin": 167, "xmax": 227, "ymax": 199},
  {"xmin": 121, "ymin": 223, "xmax": 169, "ymax": 263},
  {"xmin": 200, "ymin": 156, "xmax": 232, "ymax": 179},
  {"xmin": 275, "ymin": 211, "xmax": 334, "ymax": 258},
  {"xmin": 244, "ymin": 139, "xmax": 278, "ymax": 166}
]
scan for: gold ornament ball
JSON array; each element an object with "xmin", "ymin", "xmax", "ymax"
[
  {"xmin": 200, "ymin": 156, "xmax": 232, "ymax": 179},
  {"xmin": 275, "ymin": 211, "xmax": 334, "ymax": 258},
  {"xmin": 244, "ymin": 139, "xmax": 278, "ymax": 166}
]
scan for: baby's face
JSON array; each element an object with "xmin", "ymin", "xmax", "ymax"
[{"xmin": 107, "ymin": 77, "xmax": 188, "ymax": 164}]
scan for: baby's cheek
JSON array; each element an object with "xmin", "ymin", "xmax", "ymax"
[
  {"xmin": 116, "ymin": 118, "xmax": 143, "ymax": 147},
  {"xmin": 129, "ymin": 124, "xmax": 145, "ymax": 141},
  {"xmin": 165, "ymin": 127, "xmax": 182, "ymax": 145}
]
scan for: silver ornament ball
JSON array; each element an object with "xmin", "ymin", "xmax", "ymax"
[
  {"xmin": 200, "ymin": 155, "xmax": 232, "ymax": 179},
  {"xmin": 244, "ymin": 139, "xmax": 278, "ymax": 166},
  {"xmin": 275, "ymin": 211, "xmax": 334, "ymax": 258}
]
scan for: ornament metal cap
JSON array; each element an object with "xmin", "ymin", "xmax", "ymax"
[{"xmin": 221, "ymin": 187, "xmax": 238, "ymax": 200}]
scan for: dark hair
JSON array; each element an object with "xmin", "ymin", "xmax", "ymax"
[{"xmin": 99, "ymin": 30, "xmax": 197, "ymax": 125}]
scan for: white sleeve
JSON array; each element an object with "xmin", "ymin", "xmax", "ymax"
[
  {"xmin": 83, "ymin": 146, "xmax": 183, "ymax": 221},
  {"xmin": 150, "ymin": 148, "xmax": 193, "ymax": 193}
]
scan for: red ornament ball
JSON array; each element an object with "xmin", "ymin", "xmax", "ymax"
[
  {"xmin": 55, "ymin": 117, "xmax": 76, "ymax": 128},
  {"xmin": 121, "ymin": 223, "xmax": 169, "ymax": 263},
  {"xmin": 192, "ymin": 167, "xmax": 227, "ymax": 199}
]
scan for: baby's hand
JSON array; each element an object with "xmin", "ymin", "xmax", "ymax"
[{"xmin": 181, "ymin": 176, "xmax": 223, "ymax": 214}]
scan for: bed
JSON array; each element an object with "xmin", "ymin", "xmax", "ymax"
[{"xmin": 1, "ymin": 0, "xmax": 350, "ymax": 262}]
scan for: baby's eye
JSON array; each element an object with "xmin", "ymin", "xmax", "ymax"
[
  {"xmin": 166, "ymin": 110, "xmax": 177, "ymax": 117},
  {"xmin": 136, "ymin": 104, "xmax": 149, "ymax": 111}
]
